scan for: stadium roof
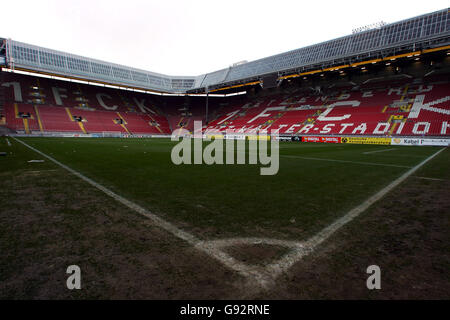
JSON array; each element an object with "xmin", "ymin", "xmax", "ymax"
[{"xmin": 1, "ymin": 8, "xmax": 449, "ymax": 94}]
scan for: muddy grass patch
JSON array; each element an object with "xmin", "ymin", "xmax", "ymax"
[
  {"xmin": 0, "ymin": 169, "xmax": 243, "ymax": 299},
  {"xmin": 259, "ymin": 178, "xmax": 450, "ymax": 299},
  {"xmin": 224, "ymin": 244, "xmax": 291, "ymax": 267}
]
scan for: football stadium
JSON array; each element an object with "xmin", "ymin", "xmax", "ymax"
[{"xmin": 0, "ymin": 4, "xmax": 449, "ymax": 304}]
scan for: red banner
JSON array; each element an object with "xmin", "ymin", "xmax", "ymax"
[
  {"xmin": 321, "ymin": 136, "xmax": 341, "ymax": 143},
  {"xmin": 302, "ymin": 136, "xmax": 321, "ymax": 143},
  {"xmin": 302, "ymin": 136, "xmax": 341, "ymax": 143}
]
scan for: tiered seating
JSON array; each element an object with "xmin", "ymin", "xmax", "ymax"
[
  {"xmin": 2, "ymin": 71, "xmax": 449, "ymax": 137},
  {"xmin": 160, "ymin": 96, "xmax": 209, "ymax": 133},
  {"xmin": 205, "ymin": 80, "xmax": 450, "ymax": 137},
  {"xmin": 1, "ymin": 72, "xmax": 171, "ymax": 135},
  {"xmin": 120, "ymin": 113, "xmax": 166, "ymax": 134},
  {"xmin": 4, "ymin": 103, "xmax": 42, "ymax": 133},
  {"xmin": 38, "ymin": 105, "xmax": 82, "ymax": 133}
]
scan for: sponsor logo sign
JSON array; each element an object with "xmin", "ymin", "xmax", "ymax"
[
  {"xmin": 247, "ymin": 135, "xmax": 271, "ymax": 141},
  {"xmin": 341, "ymin": 137, "xmax": 391, "ymax": 145},
  {"xmin": 224, "ymin": 134, "xmax": 246, "ymax": 140},
  {"xmin": 276, "ymin": 136, "xmax": 292, "ymax": 141},
  {"xmin": 302, "ymin": 136, "xmax": 341, "ymax": 143},
  {"xmin": 322, "ymin": 137, "xmax": 341, "ymax": 143},
  {"xmin": 302, "ymin": 136, "xmax": 321, "ymax": 143},
  {"xmin": 391, "ymin": 138, "xmax": 421, "ymax": 146},
  {"xmin": 391, "ymin": 138, "xmax": 449, "ymax": 146},
  {"xmin": 419, "ymin": 139, "xmax": 449, "ymax": 146}
]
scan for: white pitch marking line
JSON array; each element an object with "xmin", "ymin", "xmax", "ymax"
[
  {"xmin": 22, "ymin": 169, "xmax": 59, "ymax": 174},
  {"xmin": 191, "ymin": 148, "xmax": 444, "ymax": 288},
  {"xmin": 362, "ymin": 148, "xmax": 397, "ymax": 154},
  {"xmin": 5, "ymin": 138, "xmax": 12, "ymax": 147},
  {"xmin": 415, "ymin": 176, "xmax": 446, "ymax": 181},
  {"xmin": 12, "ymin": 137, "xmax": 446, "ymax": 291},
  {"xmin": 263, "ymin": 147, "xmax": 445, "ymax": 280},
  {"xmin": 281, "ymin": 154, "xmax": 411, "ymax": 168},
  {"xmin": 11, "ymin": 137, "xmax": 267, "ymax": 285},
  {"xmin": 221, "ymin": 148, "xmax": 444, "ymax": 285},
  {"xmin": 236, "ymin": 150, "xmax": 411, "ymax": 169},
  {"xmin": 202, "ymin": 237, "xmax": 303, "ymax": 249}
]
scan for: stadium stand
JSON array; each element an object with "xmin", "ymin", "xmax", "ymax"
[
  {"xmin": 1, "ymin": 7, "xmax": 449, "ymax": 138},
  {"xmin": 1, "ymin": 72, "xmax": 174, "ymax": 135},
  {"xmin": 204, "ymin": 77, "xmax": 450, "ymax": 137},
  {"xmin": 1, "ymin": 70, "xmax": 449, "ymax": 137}
]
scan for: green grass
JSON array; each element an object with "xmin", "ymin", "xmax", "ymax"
[{"xmin": 2, "ymin": 136, "xmax": 445, "ymax": 241}]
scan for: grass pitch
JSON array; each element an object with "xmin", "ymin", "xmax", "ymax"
[
  {"xmin": 5, "ymin": 137, "xmax": 439, "ymax": 240},
  {"xmin": 0, "ymin": 136, "xmax": 448, "ymax": 299}
]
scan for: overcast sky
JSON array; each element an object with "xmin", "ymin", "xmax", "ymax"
[{"xmin": 1, "ymin": 1, "xmax": 448, "ymax": 76}]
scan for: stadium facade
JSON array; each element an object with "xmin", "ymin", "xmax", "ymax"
[
  {"xmin": 0, "ymin": 8, "xmax": 449, "ymax": 141},
  {"xmin": 1, "ymin": 8, "xmax": 448, "ymax": 94}
]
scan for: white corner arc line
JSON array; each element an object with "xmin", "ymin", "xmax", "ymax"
[
  {"xmin": 362, "ymin": 148, "xmax": 397, "ymax": 154},
  {"xmin": 264, "ymin": 147, "xmax": 446, "ymax": 279}
]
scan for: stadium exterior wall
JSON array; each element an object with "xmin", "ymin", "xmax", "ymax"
[{"xmin": 2, "ymin": 8, "xmax": 449, "ymax": 93}]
